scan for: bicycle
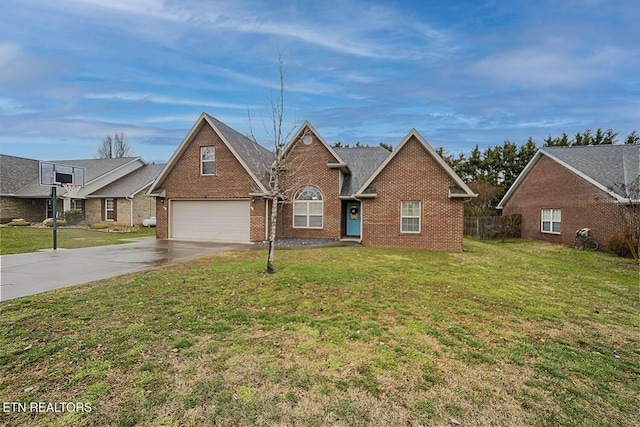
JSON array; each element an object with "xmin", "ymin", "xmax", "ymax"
[{"xmin": 574, "ymin": 228, "xmax": 599, "ymax": 251}]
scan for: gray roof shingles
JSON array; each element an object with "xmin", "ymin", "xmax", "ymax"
[
  {"xmin": 1, "ymin": 156, "xmax": 153, "ymax": 198},
  {"xmin": 544, "ymin": 144, "xmax": 639, "ymax": 198},
  {"xmin": 13, "ymin": 157, "xmax": 141, "ymax": 197},
  {"xmin": 206, "ymin": 116, "xmax": 394, "ymax": 196},
  {"xmin": 48, "ymin": 157, "xmax": 140, "ymax": 182},
  {"xmin": 90, "ymin": 163, "xmax": 166, "ymax": 197},
  {"xmin": 333, "ymin": 147, "xmax": 391, "ymax": 196},
  {"xmin": 0, "ymin": 154, "xmax": 40, "ymax": 195},
  {"xmin": 206, "ymin": 114, "xmax": 275, "ymax": 189}
]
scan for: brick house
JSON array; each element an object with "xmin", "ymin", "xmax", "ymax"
[
  {"xmin": 0, "ymin": 154, "xmax": 163, "ymax": 226},
  {"xmin": 148, "ymin": 113, "xmax": 476, "ymax": 251},
  {"xmin": 497, "ymin": 145, "xmax": 639, "ymax": 247}
]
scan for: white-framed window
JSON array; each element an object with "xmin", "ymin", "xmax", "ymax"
[
  {"xmin": 200, "ymin": 146, "xmax": 215, "ymax": 175},
  {"xmin": 105, "ymin": 198, "xmax": 115, "ymax": 221},
  {"xmin": 541, "ymin": 208, "xmax": 561, "ymax": 234},
  {"xmin": 401, "ymin": 201, "xmax": 421, "ymax": 233},
  {"xmin": 70, "ymin": 199, "xmax": 83, "ymax": 210},
  {"xmin": 293, "ymin": 186, "xmax": 323, "ymax": 228}
]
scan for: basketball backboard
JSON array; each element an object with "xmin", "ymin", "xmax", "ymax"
[{"xmin": 39, "ymin": 162, "xmax": 86, "ymax": 187}]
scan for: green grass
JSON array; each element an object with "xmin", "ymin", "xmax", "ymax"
[
  {"xmin": 0, "ymin": 227, "xmax": 156, "ymax": 254},
  {"xmin": 0, "ymin": 239, "xmax": 638, "ymax": 426}
]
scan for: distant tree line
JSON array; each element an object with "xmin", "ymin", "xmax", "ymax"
[
  {"xmin": 332, "ymin": 141, "xmax": 393, "ymax": 152},
  {"xmin": 331, "ymin": 128, "xmax": 639, "ymax": 216},
  {"xmin": 436, "ymin": 128, "xmax": 639, "ymax": 217}
]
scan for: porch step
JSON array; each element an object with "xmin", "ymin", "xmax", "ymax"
[{"xmin": 340, "ymin": 237, "xmax": 362, "ymax": 244}]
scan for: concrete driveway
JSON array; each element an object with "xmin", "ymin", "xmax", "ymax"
[{"xmin": 0, "ymin": 238, "xmax": 248, "ymax": 301}]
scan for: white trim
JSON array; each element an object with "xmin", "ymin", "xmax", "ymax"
[
  {"xmin": 498, "ymin": 149, "xmax": 632, "ymax": 209},
  {"xmin": 127, "ymin": 196, "xmax": 134, "ymax": 227},
  {"xmin": 147, "ymin": 113, "xmax": 269, "ymax": 196},
  {"xmin": 200, "ymin": 146, "xmax": 216, "ymax": 176},
  {"xmin": 203, "ymin": 115, "xmax": 269, "ymax": 193},
  {"xmin": 105, "ymin": 198, "xmax": 115, "ymax": 221},
  {"xmin": 70, "ymin": 199, "xmax": 83, "ymax": 210},
  {"xmin": 355, "ymin": 129, "xmax": 476, "ymax": 198},
  {"xmin": 80, "ymin": 158, "xmax": 146, "ymax": 199},
  {"xmin": 540, "ymin": 208, "xmax": 561, "ymax": 234},
  {"xmin": 285, "ymin": 122, "xmax": 348, "ymax": 170},
  {"xmin": 129, "ymin": 181, "xmax": 155, "ymax": 198},
  {"xmin": 292, "ymin": 186, "xmax": 324, "ymax": 229},
  {"xmin": 400, "ymin": 200, "xmax": 421, "ymax": 233},
  {"xmin": 497, "ymin": 151, "xmax": 542, "ymax": 209},
  {"xmin": 542, "ymin": 149, "xmax": 629, "ymax": 203}
]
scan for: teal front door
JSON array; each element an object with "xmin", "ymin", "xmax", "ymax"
[{"xmin": 346, "ymin": 202, "xmax": 361, "ymax": 237}]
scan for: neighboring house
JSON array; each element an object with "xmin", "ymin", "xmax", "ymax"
[
  {"xmin": 497, "ymin": 144, "xmax": 640, "ymax": 247},
  {"xmin": 148, "ymin": 113, "xmax": 476, "ymax": 251},
  {"xmin": 0, "ymin": 154, "xmax": 163, "ymax": 226}
]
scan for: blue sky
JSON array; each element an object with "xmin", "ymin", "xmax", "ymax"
[{"xmin": 1, "ymin": 0, "xmax": 638, "ymax": 163}]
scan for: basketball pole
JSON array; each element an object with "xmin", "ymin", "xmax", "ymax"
[{"xmin": 51, "ymin": 185, "xmax": 58, "ymax": 250}]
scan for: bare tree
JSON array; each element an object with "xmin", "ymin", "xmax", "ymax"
[
  {"xmin": 464, "ymin": 181, "xmax": 501, "ymax": 217},
  {"xmin": 247, "ymin": 54, "xmax": 297, "ymax": 274},
  {"xmin": 611, "ymin": 178, "xmax": 640, "ymax": 263},
  {"xmin": 96, "ymin": 133, "xmax": 132, "ymax": 158}
]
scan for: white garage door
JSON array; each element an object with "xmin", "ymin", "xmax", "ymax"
[{"xmin": 171, "ymin": 200, "xmax": 250, "ymax": 242}]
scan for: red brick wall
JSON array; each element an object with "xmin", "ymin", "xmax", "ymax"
[
  {"xmin": 501, "ymin": 155, "xmax": 621, "ymax": 246},
  {"xmin": 156, "ymin": 197, "xmax": 168, "ymax": 238},
  {"xmin": 250, "ymin": 197, "xmax": 268, "ymax": 242},
  {"xmin": 362, "ymin": 136, "xmax": 465, "ymax": 251},
  {"xmin": 156, "ymin": 123, "xmax": 467, "ymax": 250},
  {"xmin": 155, "ymin": 122, "xmax": 266, "ymax": 240},
  {"xmin": 276, "ymin": 134, "xmax": 342, "ymax": 239}
]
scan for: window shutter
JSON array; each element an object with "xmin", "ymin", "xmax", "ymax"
[
  {"xmin": 113, "ymin": 199, "xmax": 118, "ymax": 222},
  {"xmin": 101, "ymin": 199, "xmax": 105, "ymax": 221}
]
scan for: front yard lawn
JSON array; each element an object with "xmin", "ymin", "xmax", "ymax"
[
  {"xmin": 0, "ymin": 239, "xmax": 638, "ymax": 426},
  {"xmin": 0, "ymin": 226, "xmax": 157, "ymax": 255}
]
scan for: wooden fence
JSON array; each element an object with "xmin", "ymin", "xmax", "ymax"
[
  {"xmin": 464, "ymin": 215, "xmax": 522, "ymax": 240},
  {"xmin": 464, "ymin": 216, "xmax": 497, "ymax": 239}
]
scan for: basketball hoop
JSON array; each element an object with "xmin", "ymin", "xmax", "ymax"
[{"xmin": 61, "ymin": 183, "xmax": 82, "ymax": 199}]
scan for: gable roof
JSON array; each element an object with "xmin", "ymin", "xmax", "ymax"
[
  {"xmin": 89, "ymin": 163, "xmax": 165, "ymax": 198},
  {"xmin": 3, "ymin": 156, "xmax": 146, "ymax": 198},
  {"xmin": 51, "ymin": 157, "xmax": 142, "ymax": 183},
  {"xmin": 148, "ymin": 113, "xmax": 273, "ymax": 195},
  {"xmin": 206, "ymin": 114, "xmax": 274, "ymax": 189},
  {"xmin": 287, "ymin": 121, "xmax": 347, "ymax": 165},
  {"xmin": 498, "ymin": 144, "xmax": 640, "ymax": 207},
  {"xmin": 0, "ymin": 154, "xmax": 40, "ymax": 195},
  {"xmin": 334, "ymin": 147, "xmax": 390, "ymax": 196},
  {"xmin": 146, "ymin": 116, "xmax": 476, "ymax": 200},
  {"xmin": 355, "ymin": 129, "xmax": 476, "ymax": 198}
]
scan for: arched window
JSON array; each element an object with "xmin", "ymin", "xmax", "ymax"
[{"xmin": 293, "ymin": 186, "xmax": 323, "ymax": 228}]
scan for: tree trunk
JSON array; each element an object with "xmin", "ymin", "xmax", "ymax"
[{"xmin": 266, "ymin": 197, "xmax": 278, "ymax": 274}]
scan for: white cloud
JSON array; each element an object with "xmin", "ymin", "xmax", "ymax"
[
  {"xmin": 66, "ymin": 0, "xmax": 187, "ymax": 22},
  {"xmin": 172, "ymin": 1, "xmax": 452, "ymax": 60},
  {"xmin": 85, "ymin": 92, "xmax": 256, "ymax": 109},
  {"xmin": 0, "ymin": 42, "xmax": 61, "ymax": 86},
  {"xmin": 142, "ymin": 114, "xmax": 202, "ymax": 124},
  {"xmin": 471, "ymin": 46, "xmax": 621, "ymax": 87},
  {"xmin": 0, "ymin": 97, "xmax": 35, "ymax": 114}
]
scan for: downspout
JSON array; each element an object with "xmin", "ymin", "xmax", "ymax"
[{"xmin": 126, "ymin": 196, "xmax": 134, "ymax": 227}]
